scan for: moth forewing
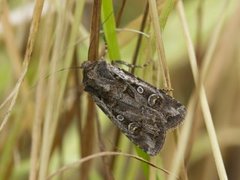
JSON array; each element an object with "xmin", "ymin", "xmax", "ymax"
[{"xmin": 82, "ymin": 60, "xmax": 186, "ymax": 156}]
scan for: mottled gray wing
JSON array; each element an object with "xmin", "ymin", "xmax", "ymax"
[{"xmin": 82, "ymin": 60, "xmax": 186, "ymax": 155}]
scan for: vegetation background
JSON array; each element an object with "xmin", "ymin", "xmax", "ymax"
[{"xmin": 0, "ymin": 0, "xmax": 239, "ymax": 179}]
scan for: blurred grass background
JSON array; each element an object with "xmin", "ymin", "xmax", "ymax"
[{"xmin": 0, "ymin": 0, "xmax": 239, "ymax": 179}]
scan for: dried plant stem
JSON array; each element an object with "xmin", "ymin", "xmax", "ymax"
[
  {"xmin": 38, "ymin": 1, "xmax": 84, "ymax": 179},
  {"xmin": 29, "ymin": 8, "xmax": 54, "ymax": 180},
  {"xmin": 148, "ymin": 0, "xmax": 188, "ymax": 179},
  {"xmin": 0, "ymin": 0, "xmax": 44, "ymax": 132},
  {"xmin": 95, "ymin": 113, "xmax": 114, "ymax": 180},
  {"xmin": 47, "ymin": 152, "xmax": 174, "ymax": 180},
  {"xmin": 169, "ymin": 1, "xmax": 229, "ymax": 180},
  {"xmin": 132, "ymin": 2, "xmax": 149, "ymax": 74},
  {"xmin": 38, "ymin": 4, "xmax": 66, "ymax": 178},
  {"xmin": 148, "ymin": 0, "xmax": 171, "ymax": 90},
  {"xmin": 116, "ymin": 0, "xmax": 126, "ymax": 26}
]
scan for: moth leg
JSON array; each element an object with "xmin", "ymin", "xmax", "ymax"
[
  {"xmin": 161, "ymin": 88, "xmax": 174, "ymax": 94},
  {"xmin": 99, "ymin": 40, "xmax": 108, "ymax": 59}
]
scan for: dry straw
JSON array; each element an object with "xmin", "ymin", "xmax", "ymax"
[{"xmin": 168, "ymin": 1, "xmax": 229, "ymax": 180}]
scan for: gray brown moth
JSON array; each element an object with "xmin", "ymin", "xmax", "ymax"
[{"xmin": 82, "ymin": 60, "xmax": 186, "ymax": 156}]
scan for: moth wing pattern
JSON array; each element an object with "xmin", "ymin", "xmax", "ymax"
[
  {"xmin": 91, "ymin": 89, "xmax": 167, "ymax": 156},
  {"xmin": 82, "ymin": 60, "xmax": 186, "ymax": 156},
  {"xmin": 108, "ymin": 62, "xmax": 186, "ymax": 130}
]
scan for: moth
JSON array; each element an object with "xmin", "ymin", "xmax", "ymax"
[{"xmin": 82, "ymin": 60, "xmax": 186, "ymax": 156}]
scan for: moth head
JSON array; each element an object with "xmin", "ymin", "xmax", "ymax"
[{"xmin": 82, "ymin": 60, "xmax": 114, "ymax": 93}]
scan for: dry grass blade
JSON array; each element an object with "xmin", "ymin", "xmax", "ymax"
[
  {"xmin": 95, "ymin": 113, "xmax": 114, "ymax": 180},
  {"xmin": 116, "ymin": 28, "xmax": 150, "ymax": 37},
  {"xmin": 169, "ymin": 1, "xmax": 230, "ymax": 179},
  {"xmin": 168, "ymin": 91, "xmax": 198, "ymax": 180},
  {"xmin": 148, "ymin": 0, "xmax": 188, "ymax": 179},
  {"xmin": 116, "ymin": 0, "xmax": 126, "ymax": 26},
  {"xmin": 88, "ymin": 0, "xmax": 101, "ymax": 60},
  {"xmin": 46, "ymin": 152, "xmax": 176, "ymax": 180},
  {"xmin": 0, "ymin": 90, "xmax": 14, "ymax": 110},
  {"xmin": 38, "ymin": 1, "xmax": 84, "ymax": 179},
  {"xmin": 38, "ymin": 5, "xmax": 66, "ymax": 179},
  {"xmin": 0, "ymin": 0, "xmax": 44, "ymax": 132},
  {"xmin": 29, "ymin": 7, "xmax": 55, "ymax": 180},
  {"xmin": 80, "ymin": 1, "xmax": 101, "ymax": 180},
  {"xmin": 80, "ymin": 97, "xmax": 96, "ymax": 179},
  {"xmin": 148, "ymin": 0, "xmax": 171, "ymax": 90},
  {"xmin": 132, "ymin": 2, "xmax": 149, "ymax": 74}
]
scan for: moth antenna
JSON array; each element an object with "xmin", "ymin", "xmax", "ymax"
[
  {"xmin": 112, "ymin": 60, "xmax": 152, "ymax": 69},
  {"xmin": 162, "ymin": 88, "xmax": 174, "ymax": 93}
]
